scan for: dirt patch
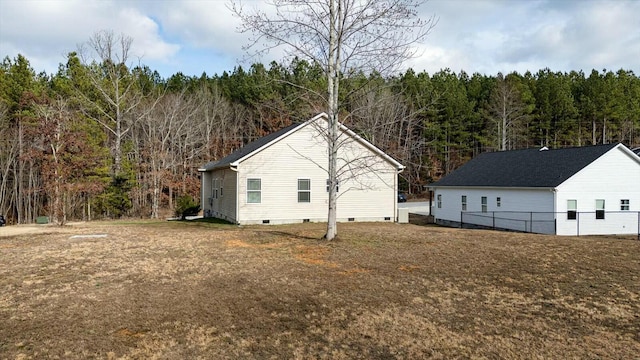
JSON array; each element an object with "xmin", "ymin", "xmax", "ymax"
[
  {"xmin": 0, "ymin": 225, "xmax": 55, "ymax": 237},
  {"xmin": 1, "ymin": 221, "xmax": 639, "ymax": 359}
]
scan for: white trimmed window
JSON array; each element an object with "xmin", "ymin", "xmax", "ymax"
[
  {"xmin": 437, "ymin": 194, "xmax": 442, "ymax": 208},
  {"xmin": 298, "ymin": 179, "xmax": 311, "ymax": 203},
  {"xmin": 621, "ymin": 199, "xmax": 629, "ymax": 211},
  {"xmin": 481, "ymin": 196, "xmax": 488, "ymax": 213},
  {"xmin": 461, "ymin": 195, "xmax": 467, "ymax": 211},
  {"xmin": 567, "ymin": 200, "xmax": 577, "ymax": 220},
  {"xmin": 596, "ymin": 199, "xmax": 605, "ymax": 219},
  {"xmin": 496, "ymin": 197, "xmax": 501, "ymax": 208},
  {"xmin": 247, "ymin": 178, "xmax": 261, "ymax": 203}
]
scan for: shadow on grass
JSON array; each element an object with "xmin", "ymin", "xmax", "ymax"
[
  {"xmin": 171, "ymin": 217, "xmax": 235, "ymax": 227},
  {"xmin": 254, "ymin": 230, "xmax": 323, "ymax": 241}
]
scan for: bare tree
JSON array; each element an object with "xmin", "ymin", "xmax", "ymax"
[
  {"xmin": 486, "ymin": 73, "xmax": 532, "ymax": 151},
  {"xmin": 232, "ymin": 0, "xmax": 436, "ymax": 240},
  {"xmin": 0, "ymin": 101, "xmax": 15, "ymax": 220},
  {"xmin": 77, "ymin": 30, "xmax": 153, "ymax": 175}
]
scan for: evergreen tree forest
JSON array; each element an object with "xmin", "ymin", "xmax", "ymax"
[{"xmin": 1, "ymin": 52, "xmax": 639, "ymax": 224}]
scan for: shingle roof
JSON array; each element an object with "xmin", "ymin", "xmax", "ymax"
[
  {"xmin": 429, "ymin": 143, "xmax": 620, "ymax": 188},
  {"xmin": 199, "ymin": 122, "xmax": 304, "ymax": 171}
]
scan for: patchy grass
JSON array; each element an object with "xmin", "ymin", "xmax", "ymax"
[{"xmin": 1, "ymin": 221, "xmax": 638, "ymax": 359}]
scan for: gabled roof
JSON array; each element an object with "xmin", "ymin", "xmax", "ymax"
[
  {"xmin": 429, "ymin": 143, "xmax": 623, "ymax": 188},
  {"xmin": 199, "ymin": 122, "xmax": 303, "ymax": 171},
  {"xmin": 199, "ymin": 113, "xmax": 404, "ymax": 172}
]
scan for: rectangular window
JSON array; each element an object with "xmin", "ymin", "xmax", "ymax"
[
  {"xmin": 247, "ymin": 178, "xmax": 261, "ymax": 203},
  {"xmin": 461, "ymin": 195, "xmax": 467, "ymax": 211},
  {"xmin": 567, "ymin": 200, "xmax": 577, "ymax": 220},
  {"xmin": 596, "ymin": 199, "xmax": 605, "ymax": 219},
  {"xmin": 298, "ymin": 179, "xmax": 311, "ymax": 203},
  {"xmin": 481, "ymin": 196, "xmax": 487, "ymax": 213},
  {"xmin": 496, "ymin": 197, "xmax": 501, "ymax": 208},
  {"xmin": 437, "ymin": 194, "xmax": 442, "ymax": 209},
  {"xmin": 220, "ymin": 182, "xmax": 223, "ymax": 197},
  {"xmin": 621, "ymin": 199, "xmax": 630, "ymax": 211}
]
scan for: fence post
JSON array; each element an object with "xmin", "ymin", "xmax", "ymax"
[
  {"xmin": 577, "ymin": 212, "xmax": 580, "ymax": 237},
  {"xmin": 493, "ymin": 212, "xmax": 495, "ymax": 229},
  {"xmin": 530, "ymin": 212, "xmax": 533, "ymax": 233}
]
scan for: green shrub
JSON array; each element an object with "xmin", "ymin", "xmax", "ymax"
[{"xmin": 175, "ymin": 195, "xmax": 200, "ymax": 220}]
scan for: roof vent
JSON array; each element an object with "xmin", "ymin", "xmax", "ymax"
[{"xmin": 539, "ymin": 146, "xmax": 549, "ymax": 151}]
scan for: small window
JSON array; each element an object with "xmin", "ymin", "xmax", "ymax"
[
  {"xmin": 496, "ymin": 197, "xmax": 501, "ymax": 208},
  {"xmin": 247, "ymin": 178, "xmax": 261, "ymax": 203},
  {"xmin": 621, "ymin": 199, "xmax": 629, "ymax": 211},
  {"xmin": 567, "ymin": 200, "xmax": 577, "ymax": 220},
  {"xmin": 298, "ymin": 179, "xmax": 311, "ymax": 203},
  {"xmin": 481, "ymin": 196, "xmax": 487, "ymax": 213},
  {"xmin": 437, "ymin": 194, "xmax": 442, "ymax": 209},
  {"xmin": 461, "ymin": 195, "xmax": 467, "ymax": 211},
  {"xmin": 596, "ymin": 199, "xmax": 605, "ymax": 219}
]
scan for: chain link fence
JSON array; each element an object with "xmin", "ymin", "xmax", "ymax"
[{"xmin": 460, "ymin": 211, "xmax": 640, "ymax": 239}]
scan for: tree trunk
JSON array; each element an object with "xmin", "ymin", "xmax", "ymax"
[{"xmin": 325, "ymin": 0, "xmax": 340, "ymax": 241}]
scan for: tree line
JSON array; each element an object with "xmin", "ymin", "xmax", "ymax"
[{"xmin": 1, "ymin": 36, "xmax": 639, "ymax": 224}]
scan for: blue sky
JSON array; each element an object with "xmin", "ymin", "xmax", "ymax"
[{"xmin": 1, "ymin": 0, "xmax": 639, "ymax": 79}]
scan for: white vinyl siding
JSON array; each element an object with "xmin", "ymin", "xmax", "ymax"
[
  {"xmin": 432, "ymin": 188, "xmax": 555, "ymax": 234},
  {"xmin": 235, "ymin": 118, "xmax": 399, "ymax": 224},
  {"xmin": 201, "ymin": 168, "xmax": 237, "ymax": 223},
  {"xmin": 555, "ymin": 145, "xmax": 640, "ymax": 235}
]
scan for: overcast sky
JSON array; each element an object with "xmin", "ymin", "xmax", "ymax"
[{"xmin": 1, "ymin": 0, "xmax": 638, "ymax": 78}]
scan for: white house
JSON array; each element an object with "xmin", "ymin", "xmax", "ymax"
[
  {"xmin": 428, "ymin": 143, "xmax": 640, "ymax": 236},
  {"xmin": 198, "ymin": 113, "xmax": 404, "ymax": 225}
]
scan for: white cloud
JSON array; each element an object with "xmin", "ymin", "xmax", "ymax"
[
  {"xmin": 0, "ymin": 0, "xmax": 179, "ymax": 73},
  {"xmin": 1, "ymin": 0, "xmax": 638, "ymax": 77}
]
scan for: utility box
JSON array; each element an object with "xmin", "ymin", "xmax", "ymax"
[
  {"xmin": 36, "ymin": 216, "xmax": 49, "ymax": 224},
  {"xmin": 398, "ymin": 208, "xmax": 409, "ymax": 223}
]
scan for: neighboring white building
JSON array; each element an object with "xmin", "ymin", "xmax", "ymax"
[
  {"xmin": 428, "ymin": 143, "xmax": 640, "ymax": 236},
  {"xmin": 198, "ymin": 113, "xmax": 404, "ymax": 225}
]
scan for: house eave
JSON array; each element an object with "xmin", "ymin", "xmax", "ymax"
[{"xmin": 427, "ymin": 185, "xmax": 557, "ymax": 191}]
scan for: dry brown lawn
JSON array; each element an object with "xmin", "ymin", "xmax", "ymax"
[{"xmin": 1, "ymin": 220, "xmax": 639, "ymax": 359}]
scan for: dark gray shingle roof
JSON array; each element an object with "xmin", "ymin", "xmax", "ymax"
[
  {"xmin": 199, "ymin": 122, "xmax": 304, "ymax": 171},
  {"xmin": 430, "ymin": 143, "xmax": 619, "ymax": 188}
]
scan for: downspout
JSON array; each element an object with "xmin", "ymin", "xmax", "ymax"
[
  {"xmin": 396, "ymin": 166, "xmax": 405, "ymax": 222},
  {"xmin": 197, "ymin": 168, "xmax": 206, "ymax": 217},
  {"xmin": 199, "ymin": 172, "xmax": 204, "ymax": 215},
  {"xmin": 429, "ymin": 189, "xmax": 433, "ymax": 216},
  {"xmin": 230, "ymin": 165, "xmax": 239, "ymax": 224},
  {"xmin": 552, "ymin": 187, "xmax": 557, "ymax": 235}
]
